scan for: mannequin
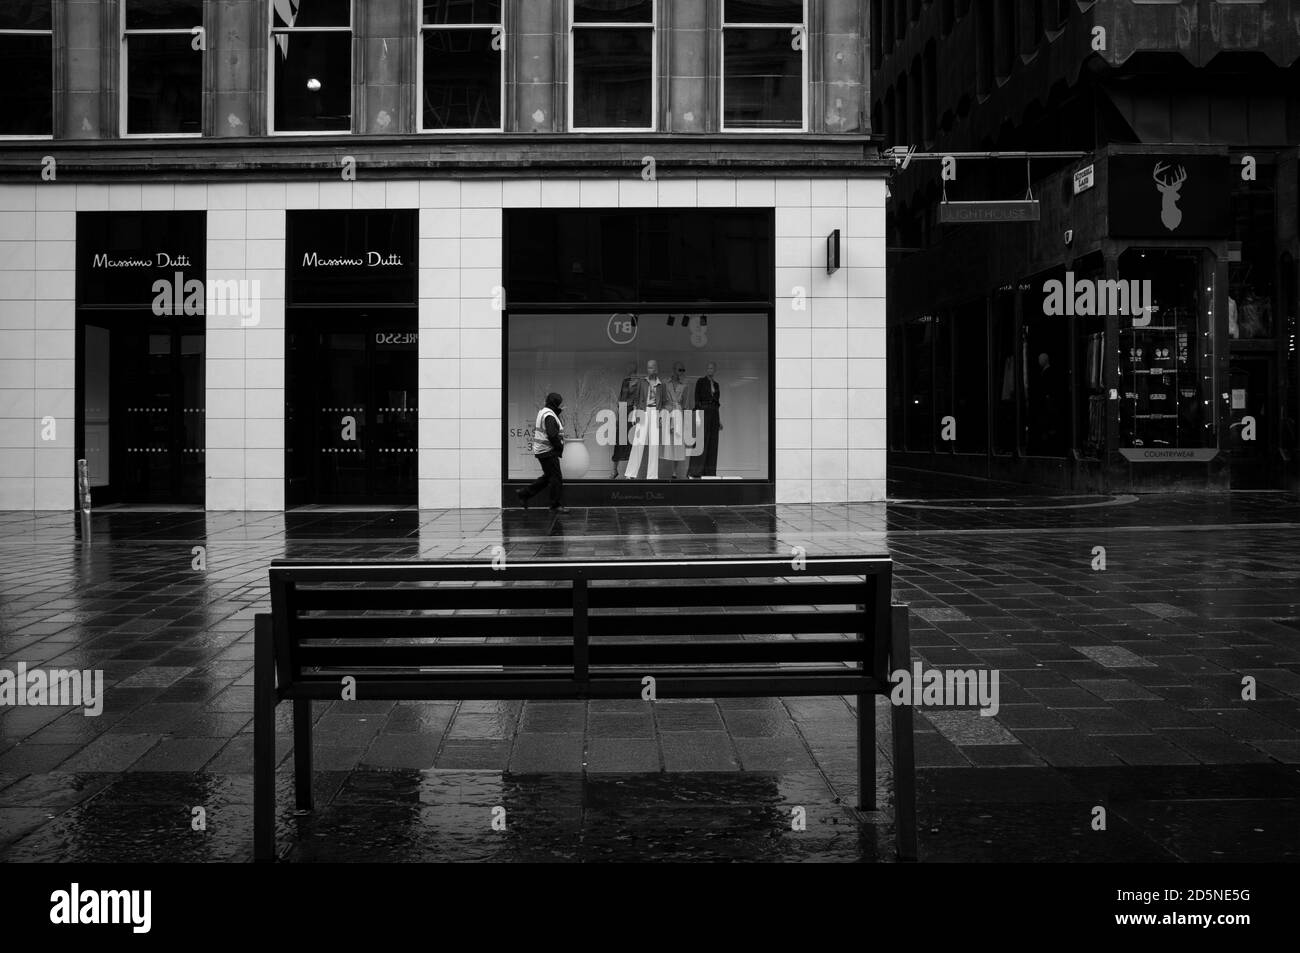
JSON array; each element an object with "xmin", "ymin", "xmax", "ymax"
[
  {"xmin": 689, "ymin": 361, "xmax": 722, "ymax": 478},
  {"xmin": 623, "ymin": 359, "xmax": 666, "ymax": 480},
  {"xmin": 661, "ymin": 362, "xmax": 691, "ymax": 480},
  {"xmin": 610, "ymin": 360, "xmax": 638, "ymax": 478}
]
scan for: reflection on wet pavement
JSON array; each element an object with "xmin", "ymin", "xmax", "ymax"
[{"xmin": 1, "ymin": 488, "xmax": 1299, "ymax": 861}]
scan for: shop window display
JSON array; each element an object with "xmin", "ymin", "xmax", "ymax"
[
  {"xmin": 1117, "ymin": 250, "xmax": 1214, "ymax": 451},
  {"xmin": 506, "ymin": 313, "xmax": 769, "ymax": 481}
]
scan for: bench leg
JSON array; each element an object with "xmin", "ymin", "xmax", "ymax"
[
  {"xmin": 293, "ymin": 699, "xmax": 313, "ymax": 812},
  {"xmin": 253, "ymin": 613, "xmax": 276, "ymax": 862},
  {"xmin": 857, "ymin": 692, "xmax": 875, "ymax": 811},
  {"xmin": 890, "ymin": 605, "xmax": 918, "ymax": 861}
]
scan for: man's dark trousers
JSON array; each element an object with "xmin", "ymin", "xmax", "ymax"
[{"xmin": 522, "ymin": 453, "xmax": 563, "ymax": 508}]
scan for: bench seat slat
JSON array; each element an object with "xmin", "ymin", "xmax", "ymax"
[
  {"xmin": 289, "ymin": 581, "xmax": 864, "ymax": 612},
  {"xmin": 280, "ymin": 673, "xmax": 883, "ymax": 700},
  {"xmin": 293, "ymin": 639, "xmax": 867, "ymax": 669},
  {"xmin": 585, "ymin": 581, "xmax": 864, "ymax": 609},
  {"xmin": 295, "ymin": 615, "xmax": 573, "ymax": 638},
  {"xmin": 292, "ymin": 611, "xmax": 866, "ymax": 639},
  {"xmin": 269, "ymin": 557, "xmax": 892, "ymax": 584},
  {"xmin": 293, "ymin": 587, "xmax": 573, "ymax": 612}
]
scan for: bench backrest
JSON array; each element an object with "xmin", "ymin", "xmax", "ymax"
[{"xmin": 267, "ymin": 555, "xmax": 893, "ymax": 700}]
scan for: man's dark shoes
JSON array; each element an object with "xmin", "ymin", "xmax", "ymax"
[{"xmin": 550, "ymin": 506, "xmax": 570, "ymax": 514}]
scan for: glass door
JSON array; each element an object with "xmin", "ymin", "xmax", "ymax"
[
  {"xmin": 286, "ymin": 312, "xmax": 417, "ymax": 505},
  {"xmin": 1227, "ymin": 354, "xmax": 1275, "ymax": 488},
  {"xmin": 78, "ymin": 316, "xmax": 205, "ymax": 505}
]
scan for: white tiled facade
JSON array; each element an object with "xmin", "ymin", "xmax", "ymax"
[{"xmin": 0, "ymin": 176, "xmax": 886, "ymax": 510}]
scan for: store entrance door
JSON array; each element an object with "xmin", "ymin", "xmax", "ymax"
[
  {"xmin": 1227, "ymin": 354, "xmax": 1277, "ymax": 488},
  {"xmin": 78, "ymin": 316, "xmax": 206, "ymax": 505},
  {"xmin": 286, "ymin": 312, "xmax": 418, "ymax": 505}
]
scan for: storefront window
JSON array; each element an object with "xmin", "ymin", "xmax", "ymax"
[
  {"xmin": 271, "ymin": 0, "xmax": 352, "ymax": 133},
  {"xmin": 571, "ymin": 0, "xmax": 654, "ymax": 130},
  {"xmin": 952, "ymin": 300, "xmax": 987, "ymax": 453},
  {"xmin": 1282, "ymin": 254, "xmax": 1298, "ymax": 456},
  {"xmin": 421, "ymin": 0, "xmax": 502, "ymax": 130},
  {"xmin": 506, "ymin": 313, "xmax": 770, "ymax": 481},
  {"xmin": 0, "ymin": 1, "xmax": 52, "ymax": 136},
  {"xmin": 902, "ymin": 315, "xmax": 933, "ymax": 451},
  {"xmin": 76, "ymin": 212, "xmax": 207, "ymax": 505},
  {"xmin": 1071, "ymin": 257, "xmax": 1106, "ymax": 459},
  {"xmin": 722, "ymin": 0, "xmax": 805, "ymax": 131},
  {"xmin": 1228, "ymin": 159, "xmax": 1276, "ymax": 340},
  {"xmin": 285, "ymin": 210, "xmax": 418, "ymax": 505},
  {"xmin": 1022, "ymin": 270, "xmax": 1070, "ymax": 456},
  {"xmin": 1117, "ymin": 249, "xmax": 1214, "ymax": 451},
  {"xmin": 123, "ymin": 0, "xmax": 203, "ymax": 135},
  {"xmin": 991, "ymin": 289, "xmax": 1016, "ymax": 454}
]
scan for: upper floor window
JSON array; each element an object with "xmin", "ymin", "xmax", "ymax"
[
  {"xmin": 123, "ymin": 0, "xmax": 204, "ymax": 136},
  {"xmin": 421, "ymin": 0, "xmax": 503, "ymax": 131},
  {"xmin": 722, "ymin": 0, "xmax": 805, "ymax": 131},
  {"xmin": 0, "ymin": 0, "xmax": 52, "ymax": 137},
  {"xmin": 570, "ymin": 0, "xmax": 655, "ymax": 130},
  {"xmin": 271, "ymin": 0, "xmax": 352, "ymax": 133}
]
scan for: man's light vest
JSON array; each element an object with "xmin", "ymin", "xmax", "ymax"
[{"xmin": 531, "ymin": 406, "xmax": 563, "ymax": 456}]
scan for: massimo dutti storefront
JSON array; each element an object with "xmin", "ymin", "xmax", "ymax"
[
  {"xmin": 75, "ymin": 212, "xmax": 207, "ymax": 505},
  {"xmin": 1, "ymin": 175, "xmax": 888, "ymax": 512},
  {"xmin": 284, "ymin": 211, "xmax": 419, "ymax": 505}
]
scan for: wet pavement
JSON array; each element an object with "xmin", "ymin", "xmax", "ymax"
[{"xmin": 1, "ymin": 481, "xmax": 1298, "ymax": 862}]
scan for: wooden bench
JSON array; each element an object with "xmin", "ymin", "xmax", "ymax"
[{"xmin": 254, "ymin": 555, "xmax": 917, "ymax": 861}]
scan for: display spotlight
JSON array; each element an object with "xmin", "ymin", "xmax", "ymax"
[
  {"xmin": 700, "ymin": 315, "xmax": 708, "ymax": 327},
  {"xmin": 682, "ymin": 315, "xmax": 691, "ymax": 327},
  {"xmin": 667, "ymin": 314, "xmax": 675, "ymax": 326},
  {"xmin": 630, "ymin": 314, "xmax": 638, "ymax": 327}
]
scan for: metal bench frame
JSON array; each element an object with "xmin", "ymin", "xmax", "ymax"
[{"xmin": 254, "ymin": 555, "xmax": 917, "ymax": 861}]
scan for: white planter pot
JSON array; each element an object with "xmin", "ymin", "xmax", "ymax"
[{"xmin": 560, "ymin": 437, "xmax": 591, "ymax": 479}]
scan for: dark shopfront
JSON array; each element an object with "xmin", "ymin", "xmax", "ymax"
[
  {"xmin": 502, "ymin": 208, "xmax": 776, "ymax": 507},
  {"xmin": 285, "ymin": 210, "xmax": 418, "ymax": 506},
  {"xmin": 890, "ymin": 148, "xmax": 1300, "ymax": 493},
  {"xmin": 75, "ymin": 212, "xmax": 206, "ymax": 506}
]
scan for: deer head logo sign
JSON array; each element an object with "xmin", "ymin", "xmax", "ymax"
[{"xmin": 1152, "ymin": 161, "xmax": 1187, "ymax": 231}]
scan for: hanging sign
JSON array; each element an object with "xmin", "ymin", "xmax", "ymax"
[{"xmin": 938, "ymin": 200, "xmax": 1041, "ymax": 224}]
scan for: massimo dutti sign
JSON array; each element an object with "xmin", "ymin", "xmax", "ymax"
[
  {"xmin": 286, "ymin": 210, "xmax": 418, "ymax": 306},
  {"xmin": 77, "ymin": 212, "xmax": 206, "ymax": 308},
  {"xmin": 1108, "ymin": 155, "xmax": 1230, "ymax": 238}
]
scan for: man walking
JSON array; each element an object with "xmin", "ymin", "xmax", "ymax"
[{"xmin": 517, "ymin": 392, "xmax": 569, "ymax": 513}]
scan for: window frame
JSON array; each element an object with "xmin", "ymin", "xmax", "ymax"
[
  {"xmin": 268, "ymin": 0, "xmax": 355, "ymax": 137},
  {"xmin": 720, "ymin": 0, "xmax": 808, "ymax": 134},
  {"xmin": 568, "ymin": 0, "xmax": 658, "ymax": 133},
  {"xmin": 417, "ymin": 1, "xmax": 506, "ymax": 133},
  {"xmin": 0, "ymin": 8, "xmax": 54, "ymax": 140},
  {"xmin": 120, "ymin": 0, "xmax": 205, "ymax": 139}
]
